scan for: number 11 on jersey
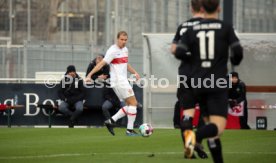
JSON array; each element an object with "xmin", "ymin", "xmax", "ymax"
[{"xmin": 196, "ymin": 30, "xmax": 215, "ymax": 68}]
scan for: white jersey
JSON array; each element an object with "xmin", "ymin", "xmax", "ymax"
[{"xmin": 103, "ymin": 44, "xmax": 129, "ymax": 86}]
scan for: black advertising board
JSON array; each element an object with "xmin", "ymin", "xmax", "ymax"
[{"xmin": 0, "ymin": 84, "xmax": 143, "ymax": 127}]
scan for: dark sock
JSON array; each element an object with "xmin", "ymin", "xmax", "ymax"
[
  {"xmin": 180, "ymin": 115, "xmax": 193, "ymax": 144},
  {"xmin": 196, "ymin": 123, "xmax": 218, "ymax": 143},
  {"xmin": 180, "ymin": 129, "xmax": 185, "ymax": 142},
  {"xmin": 208, "ymin": 138, "xmax": 223, "ymax": 163},
  {"xmin": 110, "ymin": 118, "xmax": 115, "ymax": 123},
  {"xmin": 180, "ymin": 115, "xmax": 193, "ymax": 130}
]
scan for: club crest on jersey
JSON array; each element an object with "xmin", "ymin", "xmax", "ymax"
[{"xmin": 180, "ymin": 28, "xmax": 187, "ymax": 35}]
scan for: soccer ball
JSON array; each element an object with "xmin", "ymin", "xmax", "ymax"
[{"xmin": 139, "ymin": 123, "xmax": 153, "ymax": 137}]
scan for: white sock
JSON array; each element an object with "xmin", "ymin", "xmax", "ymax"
[
  {"xmin": 127, "ymin": 106, "xmax": 137, "ymax": 130},
  {"xmin": 112, "ymin": 106, "xmax": 127, "ymax": 122}
]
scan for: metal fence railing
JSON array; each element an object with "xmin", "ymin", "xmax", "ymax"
[
  {"xmin": 0, "ymin": 42, "xmax": 143, "ymax": 79},
  {"xmin": 0, "ymin": 0, "xmax": 275, "ymax": 46}
]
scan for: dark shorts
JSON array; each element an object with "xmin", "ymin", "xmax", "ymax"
[
  {"xmin": 174, "ymin": 84, "xmax": 195, "ymax": 128},
  {"xmin": 177, "ymin": 83, "xmax": 196, "ymax": 109},
  {"xmin": 195, "ymin": 89, "xmax": 228, "ymax": 118}
]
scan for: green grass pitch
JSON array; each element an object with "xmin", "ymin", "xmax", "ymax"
[{"xmin": 0, "ymin": 128, "xmax": 275, "ymax": 163}]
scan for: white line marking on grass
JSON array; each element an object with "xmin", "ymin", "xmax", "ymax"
[
  {"xmin": 224, "ymin": 151, "xmax": 276, "ymax": 155},
  {"xmin": 34, "ymin": 125, "xmax": 92, "ymax": 128},
  {"xmin": 0, "ymin": 151, "xmax": 275, "ymax": 160},
  {"xmin": 0, "ymin": 153, "xmax": 91, "ymax": 159}
]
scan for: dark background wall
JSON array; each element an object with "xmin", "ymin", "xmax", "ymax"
[{"xmin": 0, "ymin": 83, "xmax": 143, "ymax": 127}]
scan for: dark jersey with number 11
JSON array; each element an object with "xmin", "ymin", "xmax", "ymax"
[
  {"xmin": 173, "ymin": 17, "xmax": 202, "ymax": 77},
  {"xmin": 177, "ymin": 19, "xmax": 243, "ymax": 81}
]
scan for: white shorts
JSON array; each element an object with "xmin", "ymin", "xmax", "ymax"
[{"xmin": 112, "ymin": 82, "xmax": 135, "ymax": 100}]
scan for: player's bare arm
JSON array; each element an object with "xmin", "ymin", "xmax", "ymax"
[
  {"xmin": 127, "ymin": 64, "xmax": 140, "ymax": 80},
  {"xmin": 85, "ymin": 60, "xmax": 107, "ymax": 82},
  {"xmin": 171, "ymin": 43, "xmax": 177, "ymax": 55}
]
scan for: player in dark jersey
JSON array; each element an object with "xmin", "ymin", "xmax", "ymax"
[
  {"xmin": 171, "ymin": 0, "xmax": 208, "ymax": 159},
  {"xmin": 171, "ymin": 0, "xmax": 203, "ymax": 54},
  {"xmin": 175, "ymin": 0, "xmax": 243, "ymax": 162}
]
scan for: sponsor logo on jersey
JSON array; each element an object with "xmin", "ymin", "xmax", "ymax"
[{"xmin": 111, "ymin": 57, "xmax": 128, "ymax": 64}]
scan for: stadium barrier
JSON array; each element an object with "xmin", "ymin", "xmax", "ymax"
[{"xmin": 0, "ymin": 83, "xmax": 143, "ymax": 128}]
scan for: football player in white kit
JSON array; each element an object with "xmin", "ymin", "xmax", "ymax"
[{"xmin": 86, "ymin": 31, "xmax": 141, "ymax": 136}]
